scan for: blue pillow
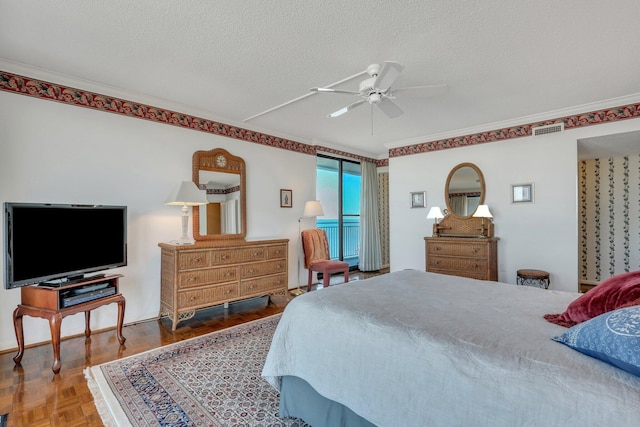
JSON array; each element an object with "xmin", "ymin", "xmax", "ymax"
[{"xmin": 553, "ymin": 305, "xmax": 640, "ymax": 377}]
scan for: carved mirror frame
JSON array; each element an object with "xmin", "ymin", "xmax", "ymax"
[{"xmin": 192, "ymin": 148, "xmax": 247, "ymax": 241}]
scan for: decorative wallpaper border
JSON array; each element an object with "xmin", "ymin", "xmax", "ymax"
[
  {"xmin": 389, "ymin": 104, "xmax": 640, "ymax": 157},
  {"xmin": 0, "ymin": 71, "xmax": 386, "ymax": 166},
  {"xmin": 0, "ymin": 70, "xmax": 637, "ymax": 167}
]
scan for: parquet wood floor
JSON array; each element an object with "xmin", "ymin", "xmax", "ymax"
[{"xmin": 0, "ymin": 269, "xmax": 386, "ymax": 426}]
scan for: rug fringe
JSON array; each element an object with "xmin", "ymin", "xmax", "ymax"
[{"xmin": 84, "ymin": 367, "xmax": 119, "ymax": 427}]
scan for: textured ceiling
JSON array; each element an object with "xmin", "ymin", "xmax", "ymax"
[{"xmin": 1, "ymin": 0, "xmax": 640, "ymax": 158}]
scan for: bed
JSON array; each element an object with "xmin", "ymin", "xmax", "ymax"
[{"xmin": 262, "ymin": 269, "xmax": 640, "ymax": 427}]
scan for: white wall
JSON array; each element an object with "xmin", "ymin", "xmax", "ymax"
[
  {"xmin": 0, "ymin": 90, "xmax": 316, "ymax": 351},
  {"xmin": 389, "ymin": 119, "xmax": 640, "ymax": 292}
]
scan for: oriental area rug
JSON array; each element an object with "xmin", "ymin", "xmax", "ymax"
[{"xmin": 85, "ymin": 314, "xmax": 309, "ymax": 427}]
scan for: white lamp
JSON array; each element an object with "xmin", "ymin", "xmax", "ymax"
[
  {"xmin": 165, "ymin": 181, "xmax": 208, "ymax": 245},
  {"xmin": 472, "ymin": 204, "xmax": 493, "ymax": 237},
  {"xmin": 302, "ymin": 200, "xmax": 325, "ymax": 218},
  {"xmin": 426, "ymin": 206, "xmax": 444, "ymax": 223},
  {"xmin": 292, "ymin": 201, "xmax": 325, "ymax": 296}
]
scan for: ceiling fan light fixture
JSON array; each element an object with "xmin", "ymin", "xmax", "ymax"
[{"xmin": 368, "ymin": 93, "xmax": 382, "ymax": 105}]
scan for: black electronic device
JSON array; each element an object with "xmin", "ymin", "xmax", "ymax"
[
  {"xmin": 60, "ymin": 285, "xmax": 117, "ymax": 308},
  {"xmin": 4, "ymin": 203, "xmax": 127, "ymax": 289}
]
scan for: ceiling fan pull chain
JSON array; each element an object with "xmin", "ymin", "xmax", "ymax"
[{"xmin": 371, "ymin": 104, "xmax": 374, "ymax": 135}]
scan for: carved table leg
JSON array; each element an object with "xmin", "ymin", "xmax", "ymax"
[
  {"xmin": 48, "ymin": 313, "xmax": 63, "ymax": 374},
  {"xmin": 12, "ymin": 307, "xmax": 25, "ymax": 365},
  {"xmin": 116, "ymin": 297, "xmax": 126, "ymax": 345},
  {"xmin": 84, "ymin": 310, "xmax": 92, "ymax": 337}
]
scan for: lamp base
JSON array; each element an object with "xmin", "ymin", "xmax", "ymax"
[
  {"xmin": 290, "ymin": 288, "xmax": 306, "ymax": 296},
  {"xmin": 170, "ymin": 237, "xmax": 195, "ymax": 245}
]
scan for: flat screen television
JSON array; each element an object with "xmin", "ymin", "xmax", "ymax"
[{"xmin": 4, "ymin": 203, "xmax": 127, "ymax": 289}]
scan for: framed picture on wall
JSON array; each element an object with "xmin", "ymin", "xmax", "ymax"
[
  {"xmin": 280, "ymin": 189, "xmax": 293, "ymax": 208},
  {"xmin": 410, "ymin": 191, "xmax": 426, "ymax": 208},
  {"xmin": 511, "ymin": 183, "xmax": 534, "ymax": 203}
]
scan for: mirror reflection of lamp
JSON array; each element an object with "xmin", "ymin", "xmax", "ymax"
[
  {"xmin": 426, "ymin": 206, "xmax": 445, "ymax": 237},
  {"xmin": 165, "ymin": 181, "xmax": 208, "ymax": 245},
  {"xmin": 472, "ymin": 204, "xmax": 493, "ymax": 237}
]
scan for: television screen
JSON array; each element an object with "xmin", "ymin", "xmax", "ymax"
[{"xmin": 4, "ymin": 203, "xmax": 127, "ymax": 288}]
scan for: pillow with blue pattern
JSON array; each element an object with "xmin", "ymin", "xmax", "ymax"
[{"xmin": 553, "ymin": 305, "xmax": 640, "ymax": 377}]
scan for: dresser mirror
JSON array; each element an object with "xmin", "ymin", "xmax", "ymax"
[
  {"xmin": 445, "ymin": 162, "xmax": 485, "ymax": 217},
  {"xmin": 435, "ymin": 162, "xmax": 493, "ymax": 238},
  {"xmin": 192, "ymin": 148, "xmax": 247, "ymax": 241}
]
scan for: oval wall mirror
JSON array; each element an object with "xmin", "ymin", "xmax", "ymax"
[
  {"xmin": 192, "ymin": 148, "xmax": 247, "ymax": 241},
  {"xmin": 445, "ymin": 162, "xmax": 485, "ymax": 217}
]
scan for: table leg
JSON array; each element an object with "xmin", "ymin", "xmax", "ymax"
[
  {"xmin": 48, "ymin": 313, "xmax": 63, "ymax": 374},
  {"xmin": 84, "ymin": 311, "xmax": 91, "ymax": 337},
  {"xmin": 12, "ymin": 307, "xmax": 25, "ymax": 364},
  {"xmin": 116, "ymin": 297, "xmax": 126, "ymax": 345}
]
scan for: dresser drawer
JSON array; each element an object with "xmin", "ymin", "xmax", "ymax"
[
  {"xmin": 427, "ymin": 255, "xmax": 488, "ymax": 275},
  {"xmin": 241, "ymin": 273, "xmax": 287, "ymax": 295},
  {"xmin": 427, "ymin": 241, "xmax": 487, "ymax": 258},
  {"xmin": 211, "ymin": 247, "xmax": 266, "ymax": 264},
  {"xmin": 178, "ymin": 283, "xmax": 239, "ymax": 309},
  {"xmin": 178, "ymin": 251, "xmax": 211, "ymax": 270},
  {"xmin": 266, "ymin": 244, "xmax": 287, "ymax": 260},
  {"xmin": 240, "ymin": 260, "xmax": 287, "ymax": 279},
  {"xmin": 178, "ymin": 266, "xmax": 237, "ymax": 288}
]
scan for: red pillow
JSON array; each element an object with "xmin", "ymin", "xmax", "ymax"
[{"xmin": 544, "ymin": 270, "xmax": 640, "ymax": 327}]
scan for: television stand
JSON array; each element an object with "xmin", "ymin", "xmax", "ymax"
[{"xmin": 12, "ymin": 274, "xmax": 126, "ymax": 374}]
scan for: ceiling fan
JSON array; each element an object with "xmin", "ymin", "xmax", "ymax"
[
  {"xmin": 311, "ymin": 61, "xmax": 446, "ymax": 119},
  {"xmin": 243, "ymin": 61, "xmax": 447, "ymax": 124}
]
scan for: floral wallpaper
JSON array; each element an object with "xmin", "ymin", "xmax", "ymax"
[
  {"xmin": 580, "ymin": 154, "xmax": 640, "ymax": 283},
  {"xmin": 377, "ymin": 172, "xmax": 390, "ymax": 267}
]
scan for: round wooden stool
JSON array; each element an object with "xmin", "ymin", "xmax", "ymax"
[{"xmin": 516, "ymin": 269, "xmax": 550, "ymax": 289}]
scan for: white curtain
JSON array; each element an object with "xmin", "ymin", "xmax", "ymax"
[
  {"xmin": 358, "ymin": 161, "xmax": 382, "ymax": 271},
  {"xmin": 221, "ymin": 200, "xmax": 238, "ymax": 234}
]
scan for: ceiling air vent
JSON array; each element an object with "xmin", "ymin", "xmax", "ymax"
[{"xmin": 532, "ymin": 123, "xmax": 564, "ymax": 136}]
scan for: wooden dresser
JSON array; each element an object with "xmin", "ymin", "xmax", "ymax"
[
  {"xmin": 159, "ymin": 239, "xmax": 288, "ymax": 330},
  {"xmin": 425, "ymin": 237, "xmax": 498, "ymax": 281}
]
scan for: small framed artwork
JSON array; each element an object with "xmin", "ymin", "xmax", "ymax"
[
  {"xmin": 511, "ymin": 183, "xmax": 534, "ymax": 203},
  {"xmin": 410, "ymin": 191, "xmax": 426, "ymax": 208},
  {"xmin": 280, "ymin": 189, "xmax": 293, "ymax": 208}
]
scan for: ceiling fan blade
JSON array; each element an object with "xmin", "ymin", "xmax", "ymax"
[
  {"xmin": 377, "ymin": 97, "xmax": 403, "ymax": 118},
  {"xmin": 373, "ymin": 61, "xmax": 404, "ymax": 92},
  {"xmin": 311, "ymin": 87, "xmax": 361, "ymax": 95},
  {"xmin": 392, "ymin": 84, "xmax": 448, "ymax": 97},
  {"xmin": 328, "ymin": 99, "xmax": 367, "ymax": 118}
]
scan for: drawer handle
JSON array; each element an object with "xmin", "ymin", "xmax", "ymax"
[
  {"xmin": 191, "ymin": 257, "xmax": 201, "ymax": 263},
  {"xmin": 224, "ymin": 289, "xmax": 231, "ymax": 294},
  {"xmin": 471, "ymin": 248, "xmax": 480, "ymax": 254},
  {"xmin": 247, "ymin": 268, "xmax": 255, "ymax": 274},
  {"xmin": 434, "ymin": 246, "xmax": 441, "ymax": 251},
  {"xmin": 275, "ymin": 264, "xmax": 282, "ymax": 269}
]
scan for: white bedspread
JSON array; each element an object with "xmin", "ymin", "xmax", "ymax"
[{"xmin": 262, "ymin": 270, "xmax": 640, "ymax": 427}]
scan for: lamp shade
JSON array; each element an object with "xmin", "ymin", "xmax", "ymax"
[
  {"xmin": 165, "ymin": 181, "xmax": 208, "ymax": 206},
  {"xmin": 472, "ymin": 204, "xmax": 493, "ymax": 218},
  {"xmin": 303, "ymin": 200, "xmax": 324, "ymax": 218},
  {"xmin": 426, "ymin": 206, "xmax": 444, "ymax": 220}
]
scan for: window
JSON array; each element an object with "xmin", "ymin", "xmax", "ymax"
[{"xmin": 316, "ymin": 155, "xmax": 361, "ymax": 267}]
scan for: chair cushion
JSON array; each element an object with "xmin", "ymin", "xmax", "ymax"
[{"xmin": 309, "ymin": 260, "xmax": 349, "ymax": 273}]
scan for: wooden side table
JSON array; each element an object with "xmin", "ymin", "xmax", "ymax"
[
  {"xmin": 12, "ymin": 274, "xmax": 126, "ymax": 374},
  {"xmin": 516, "ymin": 269, "xmax": 550, "ymax": 289}
]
